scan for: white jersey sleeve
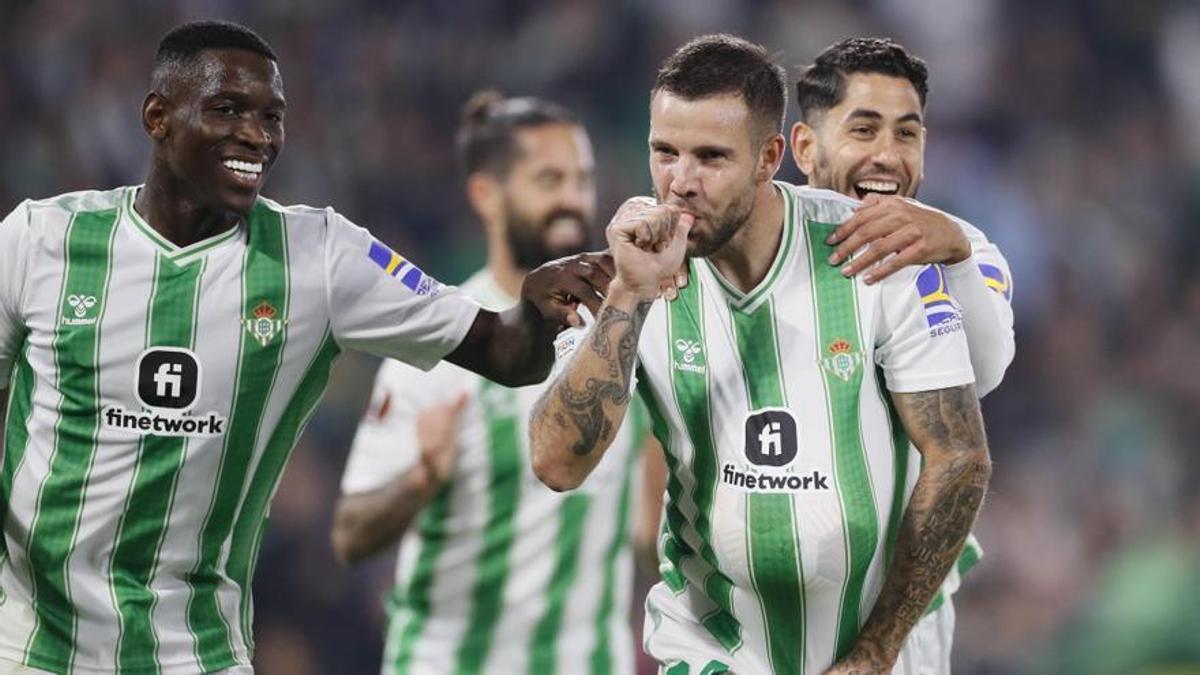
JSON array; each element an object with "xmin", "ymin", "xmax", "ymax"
[
  {"xmin": 0, "ymin": 200, "xmax": 31, "ymax": 389},
  {"xmin": 942, "ymin": 217, "xmax": 1015, "ymax": 397},
  {"xmin": 874, "ymin": 263, "xmax": 976, "ymax": 393},
  {"xmin": 340, "ymin": 358, "xmax": 472, "ymax": 494},
  {"xmin": 325, "ymin": 210, "xmax": 480, "ymax": 370}
]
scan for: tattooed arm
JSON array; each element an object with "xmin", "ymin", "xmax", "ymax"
[
  {"xmin": 530, "ymin": 197, "xmax": 692, "ymax": 492},
  {"xmin": 530, "ymin": 285, "xmax": 653, "ymax": 491},
  {"xmin": 826, "ymin": 384, "xmax": 991, "ymax": 674}
]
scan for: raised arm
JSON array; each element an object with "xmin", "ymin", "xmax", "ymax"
[
  {"xmin": 446, "ymin": 252, "xmax": 614, "ymax": 387},
  {"xmin": 827, "ymin": 384, "xmax": 990, "ymax": 673},
  {"xmin": 529, "ymin": 198, "xmax": 690, "ymax": 491}
]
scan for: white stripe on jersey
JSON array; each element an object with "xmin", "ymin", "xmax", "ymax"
[{"xmin": 342, "ymin": 270, "xmax": 643, "ymax": 674}]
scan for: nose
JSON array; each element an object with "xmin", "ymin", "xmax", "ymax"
[
  {"xmin": 559, "ymin": 176, "xmax": 591, "ymax": 215},
  {"xmin": 234, "ymin": 114, "xmax": 270, "ymax": 150},
  {"xmin": 668, "ymin": 155, "xmax": 700, "ymax": 200},
  {"xmin": 870, "ymin": 134, "xmax": 901, "ymax": 169}
]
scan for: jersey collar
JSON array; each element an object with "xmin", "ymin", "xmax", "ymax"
[
  {"xmin": 122, "ymin": 186, "xmax": 244, "ymax": 265},
  {"xmin": 702, "ymin": 181, "xmax": 797, "ymax": 314}
]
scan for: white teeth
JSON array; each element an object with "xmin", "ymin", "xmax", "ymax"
[
  {"xmin": 222, "ymin": 159, "xmax": 263, "ymax": 174},
  {"xmin": 856, "ymin": 180, "xmax": 898, "ymax": 193}
]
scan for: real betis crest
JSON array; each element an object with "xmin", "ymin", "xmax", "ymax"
[
  {"xmin": 244, "ymin": 300, "xmax": 286, "ymax": 347},
  {"xmin": 821, "ymin": 338, "xmax": 862, "ymax": 382}
]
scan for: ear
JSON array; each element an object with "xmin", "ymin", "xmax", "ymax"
[
  {"xmin": 466, "ymin": 172, "xmax": 503, "ymax": 227},
  {"xmin": 790, "ymin": 121, "xmax": 818, "ymax": 176},
  {"xmin": 142, "ymin": 91, "xmax": 170, "ymax": 142},
  {"xmin": 756, "ymin": 132, "xmax": 786, "ymax": 183}
]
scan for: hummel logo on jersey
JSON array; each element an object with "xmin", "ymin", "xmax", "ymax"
[
  {"xmin": 673, "ymin": 339, "xmax": 705, "ymax": 374},
  {"xmin": 103, "ymin": 348, "xmax": 228, "ymax": 437},
  {"xmin": 61, "ymin": 293, "xmax": 99, "ymax": 326},
  {"xmin": 244, "ymin": 300, "xmax": 286, "ymax": 347},
  {"xmin": 744, "ymin": 408, "xmax": 798, "ymax": 467}
]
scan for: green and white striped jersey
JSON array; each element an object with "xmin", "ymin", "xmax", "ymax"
[
  {"xmin": 341, "ymin": 270, "xmax": 646, "ymax": 675},
  {"xmin": 595, "ymin": 183, "xmax": 979, "ymax": 673},
  {"xmin": 0, "ymin": 186, "xmax": 479, "ymax": 674}
]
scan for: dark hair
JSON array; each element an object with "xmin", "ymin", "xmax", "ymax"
[
  {"xmin": 796, "ymin": 37, "xmax": 929, "ymax": 124},
  {"xmin": 652, "ymin": 34, "xmax": 787, "ymax": 141},
  {"xmin": 153, "ymin": 20, "xmax": 276, "ymax": 81},
  {"xmin": 455, "ymin": 90, "xmax": 579, "ymax": 177}
]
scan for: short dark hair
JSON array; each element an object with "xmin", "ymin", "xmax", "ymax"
[
  {"xmin": 796, "ymin": 37, "xmax": 929, "ymax": 124},
  {"xmin": 455, "ymin": 90, "xmax": 579, "ymax": 177},
  {"xmin": 152, "ymin": 20, "xmax": 276, "ymax": 85},
  {"xmin": 652, "ymin": 34, "xmax": 788, "ymax": 142}
]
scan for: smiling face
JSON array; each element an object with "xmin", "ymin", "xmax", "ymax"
[
  {"xmin": 499, "ymin": 122, "xmax": 596, "ymax": 269},
  {"xmin": 793, "ymin": 72, "xmax": 925, "ymax": 200},
  {"xmin": 150, "ymin": 48, "xmax": 286, "ymax": 215},
  {"xmin": 648, "ymin": 90, "xmax": 768, "ymax": 258}
]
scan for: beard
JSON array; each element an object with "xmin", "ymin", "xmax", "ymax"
[
  {"xmin": 504, "ymin": 203, "xmax": 592, "ymax": 270},
  {"xmin": 672, "ymin": 182, "xmax": 756, "ymax": 259}
]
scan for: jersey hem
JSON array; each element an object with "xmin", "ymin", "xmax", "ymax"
[{"xmin": 884, "ymin": 369, "xmax": 975, "ymax": 394}]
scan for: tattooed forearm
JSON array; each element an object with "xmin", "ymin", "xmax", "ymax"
[
  {"xmin": 846, "ymin": 385, "xmax": 990, "ymax": 668},
  {"xmin": 550, "ymin": 300, "xmax": 651, "ymax": 455}
]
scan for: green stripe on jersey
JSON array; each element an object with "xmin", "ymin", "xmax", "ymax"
[
  {"xmin": 875, "ymin": 367, "xmax": 910, "ymax": 569},
  {"xmin": 804, "ymin": 219, "xmax": 880, "ymax": 660},
  {"xmin": 187, "ymin": 202, "xmax": 289, "ymax": 670},
  {"xmin": 111, "ymin": 254, "xmax": 205, "ymax": 670},
  {"xmin": 25, "ymin": 208, "xmax": 120, "ymax": 670},
  {"xmin": 529, "ymin": 494, "xmax": 590, "ymax": 674},
  {"xmin": 588, "ymin": 399, "xmax": 642, "ymax": 674},
  {"xmin": 226, "ymin": 327, "xmax": 341, "ymax": 649},
  {"xmin": 732, "ymin": 299, "xmax": 805, "ymax": 675},
  {"xmin": 389, "ymin": 482, "xmax": 453, "ymax": 672},
  {"xmin": 635, "ymin": 377, "xmax": 686, "ymax": 594},
  {"xmin": 2, "ymin": 340, "xmax": 36, "ymax": 563},
  {"xmin": 454, "ymin": 380, "xmax": 522, "ymax": 674},
  {"xmin": 668, "ymin": 269, "xmax": 741, "ymax": 652}
]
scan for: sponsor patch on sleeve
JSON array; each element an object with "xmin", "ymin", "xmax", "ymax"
[
  {"xmin": 916, "ymin": 264, "xmax": 964, "ymax": 337},
  {"xmin": 978, "ymin": 263, "xmax": 1011, "ymax": 302},
  {"xmin": 368, "ymin": 239, "xmax": 442, "ymax": 296}
]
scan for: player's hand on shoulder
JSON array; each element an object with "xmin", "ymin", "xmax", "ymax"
[
  {"xmin": 522, "ymin": 251, "xmax": 615, "ymax": 328},
  {"xmin": 827, "ymin": 193, "xmax": 971, "ymax": 284},
  {"xmin": 605, "ymin": 197, "xmax": 693, "ymax": 302}
]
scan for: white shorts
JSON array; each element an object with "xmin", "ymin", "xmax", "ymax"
[{"xmin": 645, "ymin": 583, "xmax": 956, "ymax": 674}]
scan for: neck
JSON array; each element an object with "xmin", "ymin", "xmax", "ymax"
[
  {"xmin": 484, "ymin": 228, "xmax": 525, "ymax": 301},
  {"xmin": 136, "ymin": 168, "xmax": 241, "ymax": 248},
  {"xmin": 708, "ymin": 181, "xmax": 785, "ymax": 294}
]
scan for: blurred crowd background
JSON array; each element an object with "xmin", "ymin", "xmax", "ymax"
[{"xmin": 4, "ymin": 0, "xmax": 1200, "ymax": 672}]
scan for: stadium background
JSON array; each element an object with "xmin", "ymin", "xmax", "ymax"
[{"xmin": 2, "ymin": 0, "xmax": 1199, "ymax": 672}]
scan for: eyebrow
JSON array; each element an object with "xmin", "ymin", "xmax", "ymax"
[{"xmin": 846, "ymin": 109, "xmax": 921, "ymax": 124}]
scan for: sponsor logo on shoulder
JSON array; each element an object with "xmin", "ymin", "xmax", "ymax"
[
  {"xmin": 102, "ymin": 347, "xmax": 228, "ymax": 438},
  {"xmin": 673, "ymin": 339, "xmax": 705, "ymax": 374},
  {"xmin": 62, "ymin": 293, "xmax": 99, "ymax": 326},
  {"xmin": 978, "ymin": 263, "xmax": 1012, "ymax": 302},
  {"xmin": 368, "ymin": 240, "xmax": 443, "ymax": 297},
  {"xmin": 917, "ymin": 265, "xmax": 963, "ymax": 337},
  {"xmin": 722, "ymin": 408, "xmax": 831, "ymax": 493}
]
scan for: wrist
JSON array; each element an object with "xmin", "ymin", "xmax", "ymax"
[
  {"xmin": 944, "ymin": 236, "xmax": 972, "ymax": 265},
  {"xmin": 608, "ymin": 278, "xmax": 659, "ymax": 306}
]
